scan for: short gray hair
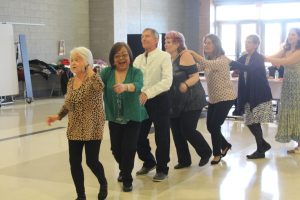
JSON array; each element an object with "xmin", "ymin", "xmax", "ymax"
[
  {"xmin": 143, "ymin": 28, "xmax": 159, "ymax": 40},
  {"xmin": 247, "ymin": 34, "xmax": 260, "ymax": 46},
  {"xmin": 70, "ymin": 47, "xmax": 93, "ymax": 67}
]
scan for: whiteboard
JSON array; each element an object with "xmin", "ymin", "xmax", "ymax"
[{"xmin": 0, "ymin": 24, "xmax": 19, "ymax": 96}]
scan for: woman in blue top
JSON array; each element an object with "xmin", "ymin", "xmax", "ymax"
[
  {"xmin": 229, "ymin": 35, "xmax": 273, "ymax": 159},
  {"xmin": 100, "ymin": 42, "xmax": 148, "ymax": 192}
]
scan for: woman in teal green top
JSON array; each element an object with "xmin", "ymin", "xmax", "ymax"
[{"xmin": 100, "ymin": 42, "xmax": 148, "ymax": 192}]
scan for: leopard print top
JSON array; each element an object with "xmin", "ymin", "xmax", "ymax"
[{"xmin": 58, "ymin": 73, "xmax": 105, "ymax": 141}]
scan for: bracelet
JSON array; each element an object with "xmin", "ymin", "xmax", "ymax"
[
  {"xmin": 126, "ymin": 84, "xmax": 129, "ymax": 91},
  {"xmin": 183, "ymin": 82, "xmax": 189, "ymax": 88}
]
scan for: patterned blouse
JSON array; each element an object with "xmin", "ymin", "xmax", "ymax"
[
  {"xmin": 198, "ymin": 55, "xmax": 236, "ymax": 104},
  {"xmin": 58, "ymin": 73, "xmax": 105, "ymax": 141}
]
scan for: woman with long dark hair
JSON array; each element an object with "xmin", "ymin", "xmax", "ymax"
[
  {"xmin": 265, "ymin": 28, "xmax": 300, "ymax": 153},
  {"xmin": 190, "ymin": 34, "xmax": 236, "ymax": 165}
]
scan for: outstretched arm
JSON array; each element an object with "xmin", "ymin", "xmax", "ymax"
[{"xmin": 265, "ymin": 50, "xmax": 300, "ymax": 67}]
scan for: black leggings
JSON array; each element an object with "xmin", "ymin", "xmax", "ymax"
[
  {"xmin": 247, "ymin": 123, "xmax": 269, "ymax": 152},
  {"xmin": 68, "ymin": 140, "xmax": 107, "ymax": 196}
]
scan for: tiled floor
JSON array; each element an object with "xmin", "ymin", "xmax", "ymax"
[{"xmin": 0, "ymin": 98, "xmax": 299, "ymax": 200}]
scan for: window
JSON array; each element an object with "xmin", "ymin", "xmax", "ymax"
[
  {"xmin": 215, "ymin": 2, "xmax": 300, "ymax": 59},
  {"xmin": 264, "ymin": 23, "xmax": 282, "ymax": 55},
  {"xmin": 286, "ymin": 22, "xmax": 300, "ymax": 33},
  {"xmin": 220, "ymin": 24, "xmax": 236, "ymax": 59},
  {"xmin": 261, "ymin": 3, "xmax": 300, "ymax": 20},
  {"xmin": 216, "ymin": 5, "xmax": 258, "ymax": 21},
  {"xmin": 216, "ymin": 2, "xmax": 300, "ymax": 21}
]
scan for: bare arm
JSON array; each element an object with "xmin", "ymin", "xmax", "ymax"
[
  {"xmin": 267, "ymin": 49, "xmax": 285, "ymax": 59},
  {"xmin": 265, "ymin": 49, "xmax": 300, "ymax": 67},
  {"xmin": 188, "ymin": 50, "xmax": 205, "ymax": 71},
  {"xmin": 178, "ymin": 51, "xmax": 200, "ymax": 93}
]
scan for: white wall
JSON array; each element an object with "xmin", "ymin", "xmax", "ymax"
[{"xmin": 0, "ymin": 24, "xmax": 18, "ymax": 96}]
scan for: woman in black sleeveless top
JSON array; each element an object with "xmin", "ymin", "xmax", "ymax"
[{"xmin": 165, "ymin": 31, "xmax": 212, "ymax": 168}]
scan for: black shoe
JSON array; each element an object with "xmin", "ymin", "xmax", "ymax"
[
  {"xmin": 122, "ymin": 184, "xmax": 133, "ymax": 192},
  {"xmin": 199, "ymin": 151, "xmax": 212, "ymax": 167},
  {"xmin": 136, "ymin": 166, "xmax": 156, "ymax": 175},
  {"xmin": 210, "ymin": 156, "xmax": 222, "ymax": 165},
  {"xmin": 76, "ymin": 197, "xmax": 86, "ymax": 200},
  {"xmin": 117, "ymin": 174, "xmax": 123, "ymax": 182},
  {"xmin": 174, "ymin": 163, "xmax": 191, "ymax": 169},
  {"xmin": 263, "ymin": 142, "xmax": 271, "ymax": 152},
  {"xmin": 98, "ymin": 184, "xmax": 107, "ymax": 200},
  {"xmin": 221, "ymin": 143, "xmax": 232, "ymax": 158},
  {"xmin": 152, "ymin": 172, "xmax": 168, "ymax": 182},
  {"xmin": 246, "ymin": 151, "xmax": 265, "ymax": 159},
  {"xmin": 199, "ymin": 157, "xmax": 210, "ymax": 167}
]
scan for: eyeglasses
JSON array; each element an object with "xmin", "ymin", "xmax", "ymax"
[{"xmin": 114, "ymin": 53, "xmax": 129, "ymax": 59}]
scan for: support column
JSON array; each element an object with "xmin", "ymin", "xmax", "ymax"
[{"xmin": 198, "ymin": 0, "xmax": 214, "ymax": 54}]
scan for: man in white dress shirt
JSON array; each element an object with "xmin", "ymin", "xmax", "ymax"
[{"xmin": 133, "ymin": 28, "xmax": 173, "ymax": 181}]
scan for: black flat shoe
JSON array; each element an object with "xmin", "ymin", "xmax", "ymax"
[
  {"xmin": 98, "ymin": 184, "xmax": 108, "ymax": 200},
  {"xmin": 76, "ymin": 197, "xmax": 86, "ymax": 200},
  {"xmin": 199, "ymin": 154, "xmax": 211, "ymax": 167},
  {"xmin": 123, "ymin": 184, "xmax": 133, "ymax": 192},
  {"xmin": 221, "ymin": 143, "xmax": 232, "ymax": 157},
  {"xmin": 174, "ymin": 163, "xmax": 191, "ymax": 169},
  {"xmin": 211, "ymin": 156, "xmax": 222, "ymax": 165},
  {"xmin": 246, "ymin": 151, "xmax": 265, "ymax": 159}
]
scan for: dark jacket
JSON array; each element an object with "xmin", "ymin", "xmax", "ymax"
[{"xmin": 230, "ymin": 51, "xmax": 272, "ymax": 110}]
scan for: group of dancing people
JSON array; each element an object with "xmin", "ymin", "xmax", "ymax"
[{"xmin": 46, "ymin": 27, "xmax": 300, "ymax": 200}]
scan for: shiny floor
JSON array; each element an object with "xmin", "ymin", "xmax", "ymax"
[{"xmin": 0, "ymin": 98, "xmax": 299, "ymax": 200}]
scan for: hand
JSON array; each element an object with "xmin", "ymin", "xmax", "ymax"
[
  {"xmin": 179, "ymin": 82, "xmax": 188, "ymax": 93},
  {"xmin": 87, "ymin": 67, "xmax": 95, "ymax": 76},
  {"xmin": 113, "ymin": 83, "xmax": 127, "ymax": 94},
  {"xmin": 188, "ymin": 50, "xmax": 196, "ymax": 56},
  {"xmin": 265, "ymin": 56, "xmax": 281, "ymax": 67},
  {"xmin": 47, "ymin": 115, "xmax": 59, "ymax": 126},
  {"xmin": 179, "ymin": 49, "xmax": 188, "ymax": 56},
  {"xmin": 139, "ymin": 92, "xmax": 148, "ymax": 105},
  {"xmin": 188, "ymin": 50, "xmax": 203, "ymax": 60}
]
